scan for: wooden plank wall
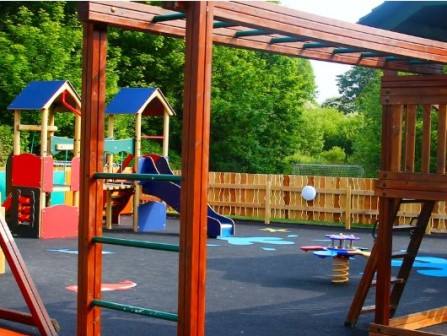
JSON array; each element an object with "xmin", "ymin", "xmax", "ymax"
[{"xmin": 207, "ymin": 172, "xmax": 447, "ymax": 232}]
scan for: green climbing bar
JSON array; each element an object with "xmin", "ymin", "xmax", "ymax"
[
  {"xmin": 213, "ymin": 21, "xmax": 235, "ymax": 29},
  {"xmin": 93, "ymin": 172, "xmax": 181, "ymax": 182},
  {"xmin": 152, "ymin": 12, "xmax": 185, "ymax": 23},
  {"xmin": 270, "ymin": 36, "xmax": 307, "ymax": 43},
  {"xmin": 235, "ymin": 29, "xmax": 270, "ymax": 37},
  {"xmin": 92, "ymin": 300, "xmax": 178, "ymax": 322},
  {"xmin": 93, "ymin": 236, "xmax": 180, "ymax": 252}
]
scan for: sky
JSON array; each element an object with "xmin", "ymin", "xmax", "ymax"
[{"xmin": 281, "ymin": 0, "xmax": 384, "ymax": 103}]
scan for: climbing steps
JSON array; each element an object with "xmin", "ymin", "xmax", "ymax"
[
  {"xmin": 345, "ymin": 199, "xmax": 435, "ymax": 327},
  {"xmin": 91, "ymin": 172, "xmax": 182, "ymax": 323},
  {"xmin": 0, "ymin": 215, "xmax": 58, "ymax": 335}
]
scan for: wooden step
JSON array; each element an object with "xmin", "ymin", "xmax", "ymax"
[
  {"xmin": 391, "ymin": 251, "xmax": 407, "ymax": 259},
  {"xmin": 370, "ymin": 276, "xmax": 404, "ymax": 287},
  {"xmin": 360, "ymin": 305, "xmax": 376, "ymax": 314},
  {"xmin": 392, "ymin": 225, "xmax": 415, "ymax": 232},
  {"xmin": 400, "ymin": 199, "xmax": 422, "ymax": 204}
]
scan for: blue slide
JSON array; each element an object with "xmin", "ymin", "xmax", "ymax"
[{"xmin": 138, "ymin": 155, "xmax": 235, "ymax": 238}]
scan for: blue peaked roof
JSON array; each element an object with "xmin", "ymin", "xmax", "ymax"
[
  {"xmin": 8, "ymin": 80, "xmax": 79, "ymax": 110},
  {"xmin": 106, "ymin": 88, "xmax": 158, "ymax": 115}
]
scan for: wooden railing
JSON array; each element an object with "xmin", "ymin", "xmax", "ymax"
[{"xmin": 207, "ymin": 172, "xmax": 447, "ymax": 232}]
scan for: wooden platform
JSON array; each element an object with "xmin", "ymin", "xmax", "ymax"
[{"xmin": 370, "ymin": 306, "xmax": 447, "ymax": 336}]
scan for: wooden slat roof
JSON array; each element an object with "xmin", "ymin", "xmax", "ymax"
[{"xmin": 79, "ymin": 1, "xmax": 447, "ymax": 74}]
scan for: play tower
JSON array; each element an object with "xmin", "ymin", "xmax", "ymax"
[{"xmin": 3, "ymin": 80, "xmax": 81, "ymax": 239}]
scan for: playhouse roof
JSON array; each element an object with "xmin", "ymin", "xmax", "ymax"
[
  {"xmin": 359, "ymin": 2, "xmax": 447, "ymax": 42},
  {"xmin": 8, "ymin": 80, "xmax": 81, "ymax": 111},
  {"xmin": 105, "ymin": 87, "xmax": 175, "ymax": 116}
]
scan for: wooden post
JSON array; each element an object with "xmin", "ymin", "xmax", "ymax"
[
  {"xmin": 421, "ymin": 105, "xmax": 432, "ymax": 173},
  {"xmin": 437, "ymin": 104, "xmax": 447, "ymax": 174},
  {"xmin": 345, "ymin": 183, "xmax": 352, "ymax": 230},
  {"xmin": 39, "ymin": 107, "xmax": 50, "ymax": 237},
  {"xmin": 74, "ymin": 115, "xmax": 82, "ymax": 158},
  {"xmin": 264, "ymin": 176, "xmax": 272, "ymax": 224},
  {"xmin": 47, "ymin": 108, "xmax": 55, "ymax": 154},
  {"xmin": 13, "ymin": 110, "xmax": 21, "ymax": 155},
  {"xmin": 74, "ymin": 114, "xmax": 82, "ymax": 207},
  {"xmin": 162, "ymin": 110, "xmax": 170, "ymax": 157},
  {"xmin": 133, "ymin": 113, "xmax": 142, "ymax": 231},
  {"xmin": 375, "ymin": 197, "xmax": 395, "ymax": 325},
  {"xmin": 375, "ymin": 96, "xmax": 404, "ymax": 325},
  {"xmin": 40, "ymin": 108, "xmax": 49, "ymax": 157},
  {"xmin": 390, "ymin": 105, "xmax": 403, "ymax": 172},
  {"xmin": 178, "ymin": 2, "xmax": 213, "ymax": 336},
  {"xmin": 106, "ymin": 115, "xmax": 114, "ymax": 229},
  {"xmin": 404, "ymin": 105, "xmax": 417, "ymax": 173},
  {"xmin": 77, "ymin": 22, "xmax": 107, "ymax": 336}
]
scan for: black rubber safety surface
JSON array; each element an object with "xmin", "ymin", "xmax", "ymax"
[{"xmin": 1, "ymin": 219, "xmax": 446, "ymax": 336}]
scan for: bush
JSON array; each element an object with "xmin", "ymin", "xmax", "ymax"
[{"xmin": 0, "ymin": 125, "xmax": 13, "ymax": 166}]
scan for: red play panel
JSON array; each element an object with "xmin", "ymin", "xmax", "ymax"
[{"xmin": 41, "ymin": 205, "xmax": 78, "ymax": 239}]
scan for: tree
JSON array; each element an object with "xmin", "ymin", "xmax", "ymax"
[
  {"xmin": 0, "ymin": 2, "xmax": 317, "ymax": 175},
  {"xmin": 210, "ymin": 47, "xmax": 315, "ymax": 173},
  {"xmin": 349, "ymin": 71, "xmax": 382, "ymax": 176},
  {"xmin": 0, "ymin": 2, "xmax": 120, "ymax": 157},
  {"xmin": 335, "ymin": 67, "xmax": 377, "ymax": 114}
]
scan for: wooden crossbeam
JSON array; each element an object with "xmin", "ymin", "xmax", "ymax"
[{"xmin": 79, "ymin": 1, "xmax": 446, "ymax": 74}]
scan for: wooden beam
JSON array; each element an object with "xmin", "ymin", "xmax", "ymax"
[
  {"xmin": 375, "ymin": 198, "xmax": 395, "ymax": 325},
  {"xmin": 404, "ymin": 105, "xmax": 416, "ymax": 172},
  {"xmin": 437, "ymin": 105, "xmax": 447, "ymax": 174},
  {"xmin": 18, "ymin": 125, "xmax": 58, "ymax": 132},
  {"xmin": 79, "ymin": 1, "xmax": 444, "ymax": 74},
  {"xmin": 178, "ymin": 2, "xmax": 213, "ymax": 335},
  {"xmin": 389, "ymin": 306, "xmax": 447, "ymax": 330},
  {"xmin": 13, "ymin": 110, "xmax": 20, "ymax": 155},
  {"xmin": 133, "ymin": 113, "xmax": 142, "ymax": 231},
  {"xmin": 77, "ymin": 22, "xmax": 107, "ymax": 336},
  {"xmin": 421, "ymin": 105, "xmax": 432, "ymax": 173},
  {"xmin": 390, "ymin": 105, "xmax": 403, "ymax": 172},
  {"xmin": 213, "ymin": 1, "xmax": 447, "ymax": 62}
]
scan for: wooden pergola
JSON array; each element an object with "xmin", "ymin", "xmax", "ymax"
[{"xmin": 77, "ymin": 2, "xmax": 447, "ymax": 336}]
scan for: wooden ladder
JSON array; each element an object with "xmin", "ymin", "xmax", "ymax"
[
  {"xmin": 0, "ymin": 215, "xmax": 58, "ymax": 335},
  {"xmin": 344, "ymin": 199, "xmax": 435, "ymax": 327}
]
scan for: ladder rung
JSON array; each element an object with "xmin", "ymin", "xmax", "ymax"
[
  {"xmin": 392, "ymin": 225, "xmax": 415, "ymax": 232},
  {"xmin": 152, "ymin": 13, "xmax": 185, "ymax": 23},
  {"xmin": 94, "ymin": 172, "xmax": 181, "ymax": 182},
  {"xmin": 400, "ymin": 199, "xmax": 421, "ymax": 204},
  {"xmin": 93, "ymin": 236, "xmax": 179, "ymax": 252},
  {"xmin": 92, "ymin": 300, "xmax": 178, "ymax": 322},
  {"xmin": 391, "ymin": 251, "xmax": 407, "ymax": 259},
  {"xmin": 360, "ymin": 305, "xmax": 376, "ymax": 314},
  {"xmin": 370, "ymin": 276, "xmax": 404, "ymax": 287}
]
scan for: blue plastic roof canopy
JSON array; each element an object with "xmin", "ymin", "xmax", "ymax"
[
  {"xmin": 106, "ymin": 88, "xmax": 157, "ymax": 115},
  {"xmin": 8, "ymin": 80, "xmax": 80, "ymax": 110},
  {"xmin": 106, "ymin": 87, "xmax": 175, "ymax": 116}
]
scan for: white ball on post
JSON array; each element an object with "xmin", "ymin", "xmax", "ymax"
[{"xmin": 301, "ymin": 185, "xmax": 317, "ymax": 201}]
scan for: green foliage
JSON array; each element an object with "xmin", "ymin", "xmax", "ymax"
[
  {"xmin": 335, "ymin": 67, "xmax": 377, "ymax": 114},
  {"xmin": 0, "ymin": 125, "xmax": 13, "ymax": 166},
  {"xmin": 286, "ymin": 106, "xmax": 363, "ymax": 169},
  {"xmin": 210, "ymin": 47, "xmax": 315, "ymax": 173},
  {"xmin": 349, "ymin": 70, "xmax": 382, "ymax": 176},
  {"xmin": 0, "ymin": 2, "xmax": 317, "ymax": 175},
  {"xmin": 320, "ymin": 146, "xmax": 346, "ymax": 163},
  {"xmin": 0, "ymin": 4, "xmax": 82, "ymax": 123}
]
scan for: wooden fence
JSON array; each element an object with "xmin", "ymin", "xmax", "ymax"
[{"xmin": 207, "ymin": 172, "xmax": 447, "ymax": 233}]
